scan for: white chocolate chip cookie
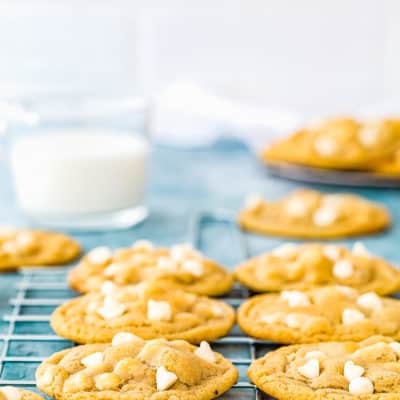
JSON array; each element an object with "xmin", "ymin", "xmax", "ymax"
[
  {"xmin": 238, "ymin": 286, "xmax": 400, "ymax": 343},
  {"xmin": 235, "ymin": 242, "xmax": 400, "ymax": 295},
  {"xmin": 36, "ymin": 336, "xmax": 238, "ymax": 400},
  {"xmin": 0, "ymin": 226, "xmax": 81, "ymax": 269},
  {"xmin": 68, "ymin": 241, "xmax": 232, "ymax": 296},
  {"xmin": 249, "ymin": 336, "xmax": 400, "ymax": 399},
  {"xmin": 51, "ymin": 282, "xmax": 235, "ymax": 344},
  {"xmin": 238, "ymin": 189, "xmax": 390, "ymax": 239}
]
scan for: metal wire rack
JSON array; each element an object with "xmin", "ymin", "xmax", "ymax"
[{"xmin": 0, "ymin": 210, "xmax": 277, "ymax": 399}]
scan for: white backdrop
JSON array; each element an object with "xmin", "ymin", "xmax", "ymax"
[{"xmin": 0, "ymin": 0, "xmax": 399, "ymax": 115}]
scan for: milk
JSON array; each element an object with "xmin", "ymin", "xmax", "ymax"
[{"xmin": 10, "ymin": 130, "xmax": 151, "ymax": 217}]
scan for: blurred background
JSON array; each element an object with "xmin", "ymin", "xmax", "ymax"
[{"xmin": 1, "ymin": 0, "xmax": 399, "ymax": 147}]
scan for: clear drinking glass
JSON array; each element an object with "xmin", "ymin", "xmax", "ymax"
[{"xmin": 5, "ymin": 96, "xmax": 151, "ymax": 231}]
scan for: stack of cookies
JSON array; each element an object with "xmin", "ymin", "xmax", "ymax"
[{"xmin": 262, "ymin": 116, "xmax": 400, "ymax": 176}]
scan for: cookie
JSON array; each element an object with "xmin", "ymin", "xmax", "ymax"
[
  {"xmin": 235, "ymin": 242, "xmax": 400, "ymax": 295},
  {"xmin": 36, "ymin": 335, "xmax": 238, "ymax": 400},
  {"xmin": 238, "ymin": 189, "xmax": 390, "ymax": 239},
  {"xmin": 371, "ymin": 149, "xmax": 400, "ymax": 176},
  {"xmin": 0, "ymin": 387, "xmax": 43, "ymax": 400},
  {"xmin": 0, "ymin": 226, "xmax": 81, "ymax": 270},
  {"xmin": 68, "ymin": 241, "xmax": 233, "ymax": 296},
  {"xmin": 51, "ymin": 281, "xmax": 235, "ymax": 344},
  {"xmin": 262, "ymin": 117, "xmax": 400, "ymax": 170},
  {"xmin": 249, "ymin": 335, "xmax": 400, "ymax": 399},
  {"xmin": 238, "ymin": 286, "xmax": 400, "ymax": 343}
]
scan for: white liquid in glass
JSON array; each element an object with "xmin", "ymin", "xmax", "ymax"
[{"xmin": 10, "ymin": 130, "xmax": 150, "ymax": 216}]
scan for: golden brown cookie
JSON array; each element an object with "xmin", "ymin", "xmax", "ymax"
[
  {"xmin": 238, "ymin": 189, "xmax": 390, "ymax": 239},
  {"xmin": 0, "ymin": 387, "xmax": 43, "ymax": 400},
  {"xmin": 68, "ymin": 241, "xmax": 233, "ymax": 296},
  {"xmin": 36, "ymin": 335, "xmax": 238, "ymax": 400},
  {"xmin": 262, "ymin": 117, "xmax": 400, "ymax": 170},
  {"xmin": 238, "ymin": 286, "xmax": 400, "ymax": 343},
  {"xmin": 0, "ymin": 226, "xmax": 81, "ymax": 270},
  {"xmin": 249, "ymin": 335, "xmax": 400, "ymax": 399},
  {"xmin": 235, "ymin": 242, "xmax": 400, "ymax": 295},
  {"xmin": 51, "ymin": 281, "xmax": 235, "ymax": 344},
  {"xmin": 371, "ymin": 149, "xmax": 400, "ymax": 176}
]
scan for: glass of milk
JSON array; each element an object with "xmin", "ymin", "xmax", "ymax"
[{"xmin": 7, "ymin": 97, "xmax": 151, "ymax": 230}]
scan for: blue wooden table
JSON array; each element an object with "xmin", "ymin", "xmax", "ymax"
[{"xmin": 0, "ymin": 139, "xmax": 399, "ymax": 399}]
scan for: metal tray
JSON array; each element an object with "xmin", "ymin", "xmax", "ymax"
[{"xmin": 263, "ymin": 161, "xmax": 400, "ymax": 188}]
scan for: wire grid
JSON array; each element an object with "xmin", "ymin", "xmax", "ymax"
[{"xmin": 0, "ymin": 210, "xmax": 278, "ymax": 399}]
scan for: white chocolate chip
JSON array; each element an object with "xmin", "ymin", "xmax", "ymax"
[
  {"xmin": 127, "ymin": 282, "xmax": 148, "ymax": 299},
  {"xmin": 170, "ymin": 243, "xmax": 196, "ymax": 261},
  {"xmin": 305, "ymin": 351, "xmax": 325, "ymax": 360},
  {"xmin": 352, "ymin": 342, "xmax": 387, "ymax": 358},
  {"xmin": 86, "ymin": 301, "xmax": 98, "ymax": 313},
  {"xmin": 335, "ymin": 285, "xmax": 357, "ymax": 297},
  {"xmin": 181, "ymin": 259, "xmax": 204, "ymax": 277},
  {"xmin": 157, "ymin": 257, "xmax": 178, "ymax": 273},
  {"xmin": 112, "ymin": 332, "xmax": 142, "ymax": 346},
  {"xmin": 344, "ymin": 360, "xmax": 364, "ymax": 382},
  {"xmin": 359, "ymin": 126, "xmax": 379, "ymax": 147},
  {"xmin": 64, "ymin": 372, "xmax": 93, "ymax": 392},
  {"xmin": 259, "ymin": 312, "xmax": 283, "ymax": 324},
  {"xmin": 194, "ymin": 341, "xmax": 216, "ymax": 363},
  {"xmin": 94, "ymin": 373, "xmax": 121, "ymax": 390},
  {"xmin": 132, "ymin": 239, "xmax": 154, "ymax": 251},
  {"xmin": 342, "ymin": 308, "xmax": 365, "ymax": 324},
  {"xmin": 271, "ymin": 243, "xmax": 298, "ymax": 258},
  {"xmin": 285, "ymin": 198, "xmax": 308, "ymax": 217},
  {"xmin": 352, "ymin": 242, "xmax": 370, "ymax": 257},
  {"xmin": 137, "ymin": 339, "xmax": 169, "ymax": 365},
  {"xmin": 313, "ymin": 206, "xmax": 338, "ymax": 227},
  {"xmin": 314, "ymin": 136, "xmax": 337, "ymax": 156},
  {"xmin": 348, "ymin": 377, "xmax": 374, "ymax": 395},
  {"xmin": 389, "ymin": 342, "xmax": 400, "ymax": 356},
  {"xmin": 101, "ymin": 281, "xmax": 118, "ymax": 296},
  {"xmin": 103, "ymin": 262, "xmax": 125, "ymax": 277},
  {"xmin": 81, "ymin": 351, "xmax": 104, "ymax": 368},
  {"xmin": 298, "ymin": 359, "xmax": 320, "ymax": 379},
  {"xmin": 39, "ymin": 368, "xmax": 55, "ymax": 386},
  {"xmin": 15, "ymin": 232, "xmax": 35, "ymax": 248},
  {"xmin": 87, "ymin": 247, "xmax": 112, "ymax": 264},
  {"xmin": 98, "ymin": 297, "xmax": 127, "ymax": 320},
  {"xmin": 212, "ymin": 304, "xmax": 225, "ymax": 317},
  {"xmin": 284, "ymin": 314, "xmax": 304, "ymax": 328},
  {"xmin": 156, "ymin": 366, "xmax": 178, "ymax": 391},
  {"xmin": 147, "ymin": 300, "xmax": 172, "ymax": 321},
  {"xmin": 323, "ymin": 245, "xmax": 341, "ymax": 261},
  {"xmin": 333, "ymin": 260, "xmax": 354, "ymax": 279},
  {"xmin": 244, "ymin": 193, "xmax": 264, "ymax": 210},
  {"xmin": 281, "ymin": 291, "xmax": 311, "ymax": 307},
  {"xmin": 0, "ymin": 387, "xmax": 21, "ymax": 400},
  {"xmin": 356, "ymin": 292, "xmax": 382, "ymax": 312}
]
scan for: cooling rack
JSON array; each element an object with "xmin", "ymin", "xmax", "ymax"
[{"xmin": 0, "ymin": 210, "xmax": 278, "ymax": 399}]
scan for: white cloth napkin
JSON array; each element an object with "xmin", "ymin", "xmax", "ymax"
[{"xmin": 150, "ymin": 80, "xmax": 303, "ymax": 150}]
